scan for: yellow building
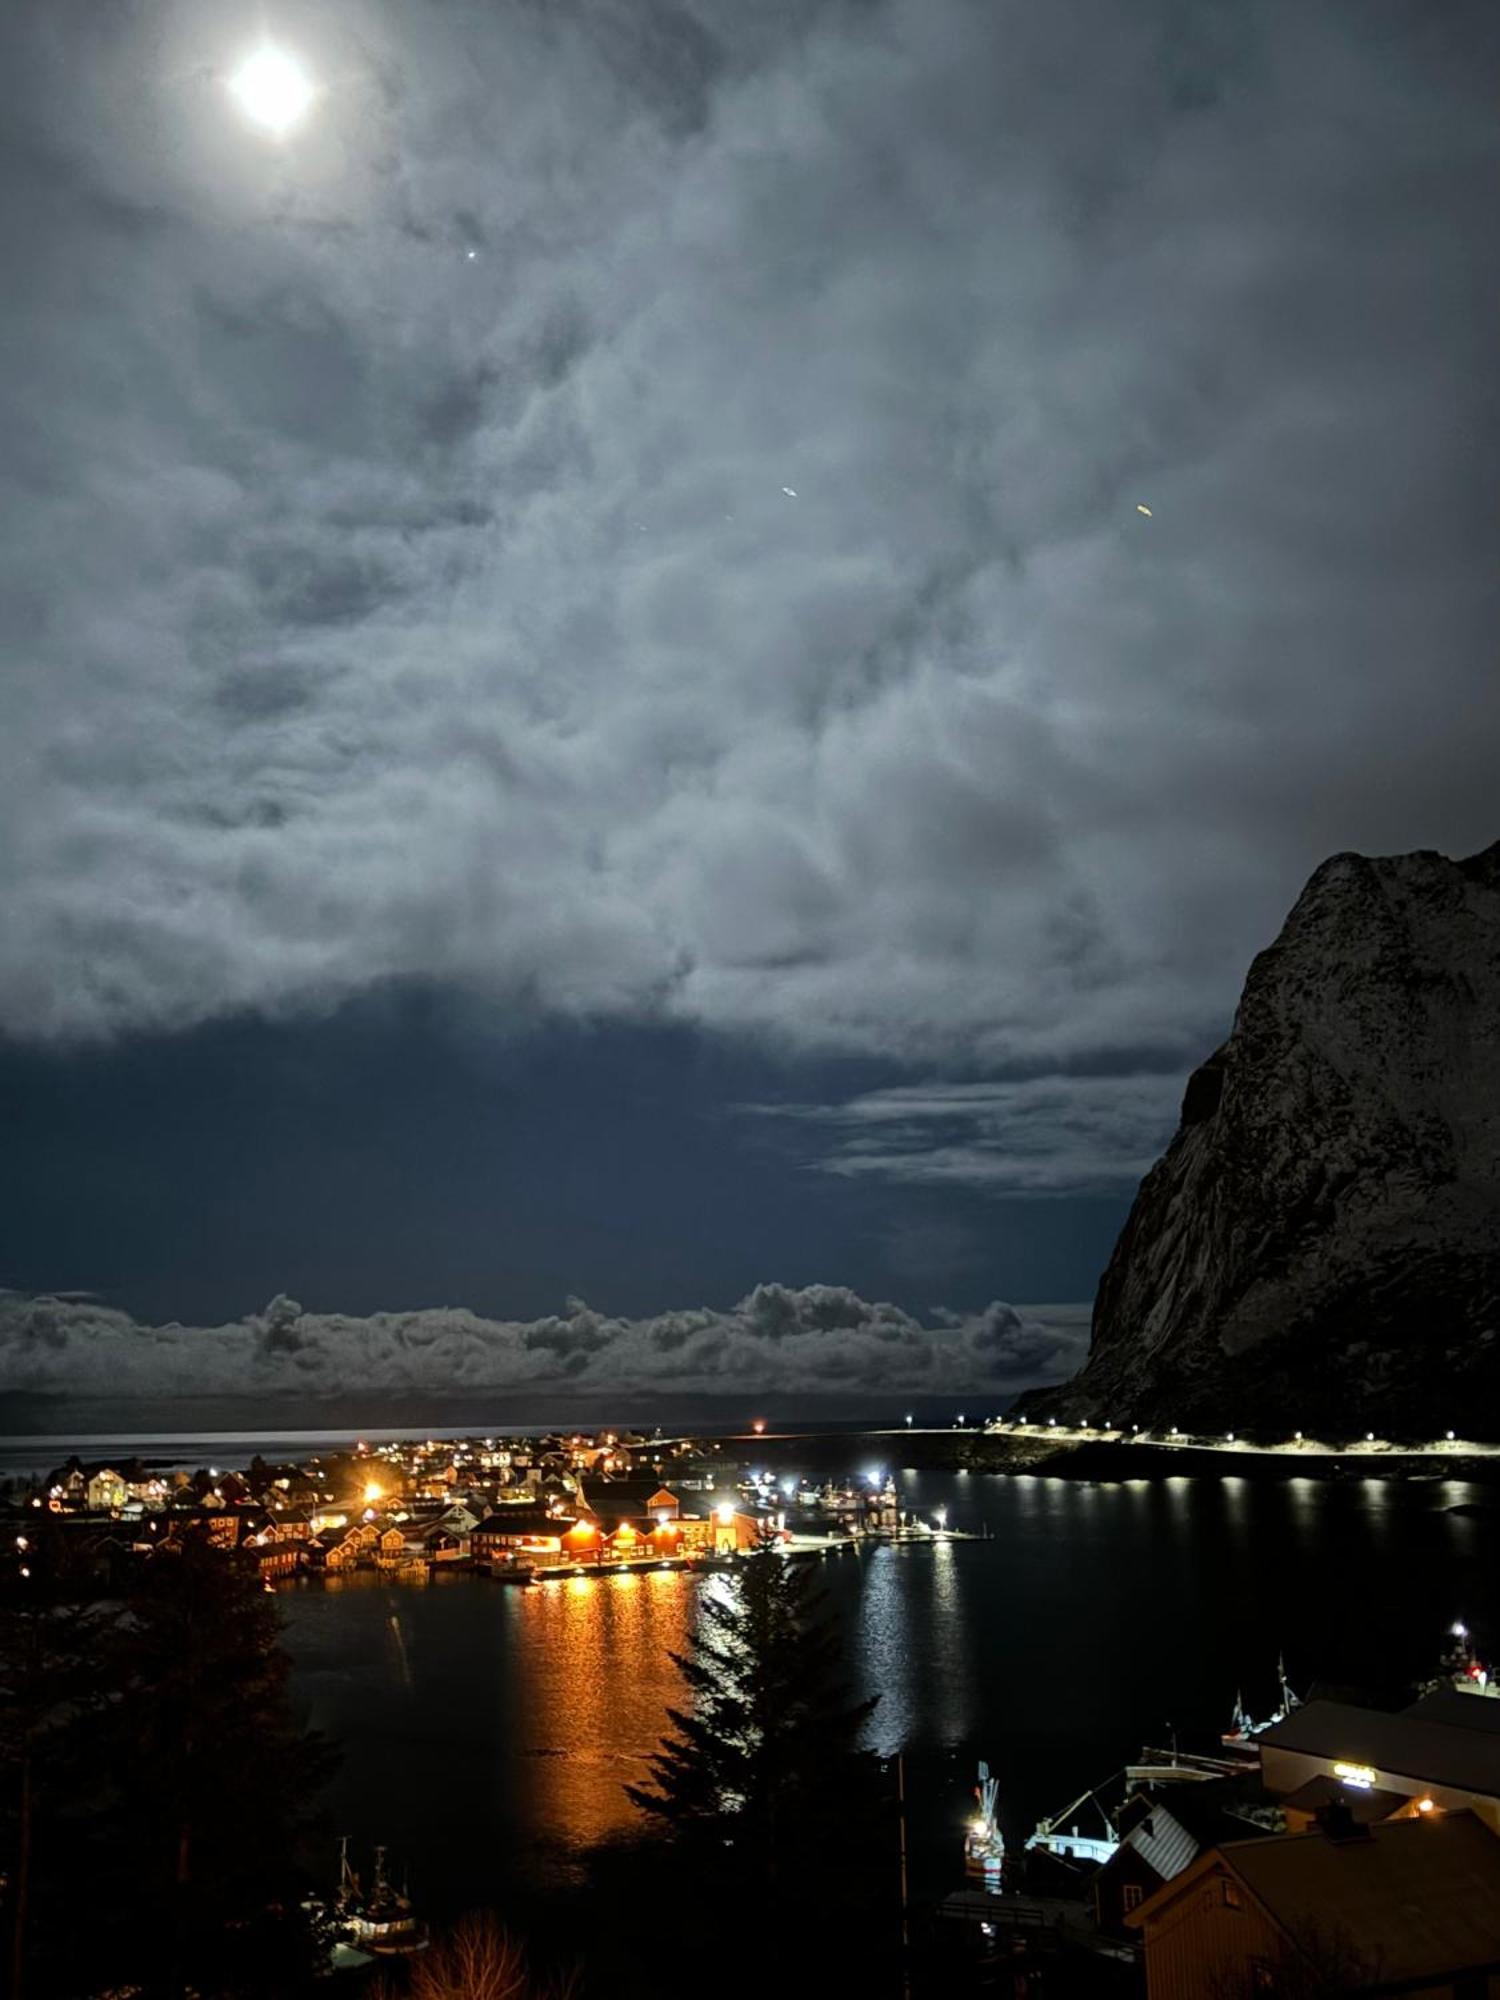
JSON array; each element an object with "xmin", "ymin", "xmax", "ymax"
[{"xmin": 1129, "ymin": 1811, "xmax": 1500, "ymax": 1999}]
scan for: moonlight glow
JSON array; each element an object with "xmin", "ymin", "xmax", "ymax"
[{"xmin": 228, "ymin": 45, "xmax": 316, "ymax": 136}]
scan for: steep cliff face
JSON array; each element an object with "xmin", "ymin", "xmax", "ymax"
[{"xmin": 1038, "ymin": 843, "xmax": 1500, "ymax": 1433}]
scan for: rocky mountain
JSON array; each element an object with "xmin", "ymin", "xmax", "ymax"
[{"xmin": 1031, "ymin": 842, "xmax": 1500, "ymax": 1435}]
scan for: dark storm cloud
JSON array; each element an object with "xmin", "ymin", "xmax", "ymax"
[
  {"xmin": 1, "ymin": 0, "xmax": 1496, "ymax": 1165},
  {"xmin": 0, "ymin": 1286, "xmax": 1087, "ymax": 1401}
]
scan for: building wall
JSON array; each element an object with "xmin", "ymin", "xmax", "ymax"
[
  {"xmin": 1260, "ymin": 1746, "xmax": 1500, "ymax": 1837},
  {"xmin": 1139, "ymin": 1862, "xmax": 1284, "ymax": 2000}
]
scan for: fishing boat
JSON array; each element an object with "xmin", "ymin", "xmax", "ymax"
[
  {"xmin": 964, "ymin": 1761, "xmax": 1005, "ymax": 1886},
  {"xmin": 1221, "ymin": 1654, "xmax": 1301, "ymax": 1750},
  {"xmin": 1024, "ymin": 1779, "xmax": 1120, "ymax": 1867},
  {"xmin": 333, "ymin": 1838, "xmax": 429, "ymax": 1955},
  {"xmin": 1420, "ymin": 1621, "xmax": 1500, "ymax": 1698}
]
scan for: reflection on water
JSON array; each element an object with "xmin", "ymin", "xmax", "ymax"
[
  {"xmin": 510, "ymin": 1569, "xmax": 692, "ymax": 1850},
  {"xmin": 280, "ymin": 1471, "xmax": 1500, "ymax": 1919}
]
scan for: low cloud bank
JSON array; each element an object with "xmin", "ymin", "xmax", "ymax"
[{"xmin": 0, "ymin": 1284, "xmax": 1088, "ymax": 1406}]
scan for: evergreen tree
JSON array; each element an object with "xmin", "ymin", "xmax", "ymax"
[
  {"xmin": 87, "ymin": 1533, "xmax": 336, "ymax": 2000},
  {"xmin": 627, "ymin": 1541, "xmax": 893, "ymax": 1988},
  {"xmin": 0, "ymin": 1535, "xmax": 117, "ymax": 2000}
]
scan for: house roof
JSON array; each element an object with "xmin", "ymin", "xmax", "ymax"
[
  {"xmin": 1277, "ymin": 1775, "xmax": 1410, "ymax": 1823},
  {"xmin": 1403, "ymin": 1687, "xmax": 1500, "ymax": 1736},
  {"xmin": 578, "ymin": 1478, "xmax": 678, "ymax": 1522},
  {"xmin": 474, "ymin": 1510, "xmax": 572, "ymax": 1537},
  {"xmin": 1119, "ymin": 1784, "xmax": 1274, "ymax": 1882},
  {"xmin": 1124, "ymin": 1804, "xmax": 1198, "ymax": 1882},
  {"xmin": 1259, "ymin": 1698, "xmax": 1500, "ymax": 1799},
  {"xmin": 1226, "ymin": 1812, "xmax": 1500, "ymax": 1985}
]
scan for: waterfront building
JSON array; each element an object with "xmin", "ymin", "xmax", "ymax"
[
  {"xmin": 472, "ymin": 1509, "xmax": 576, "ymax": 1565},
  {"xmin": 309, "ymin": 1521, "xmax": 382, "ymax": 1572},
  {"xmin": 1128, "ymin": 1810, "xmax": 1500, "ymax": 1997},
  {"xmin": 579, "ymin": 1479, "xmax": 682, "ymax": 1524},
  {"xmin": 1258, "ymin": 1699, "xmax": 1500, "ymax": 1835}
]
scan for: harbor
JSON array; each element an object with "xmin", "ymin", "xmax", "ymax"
[{"xmin": 0, "ymin": 1427, "xmax": 982, "ymax": 1592}]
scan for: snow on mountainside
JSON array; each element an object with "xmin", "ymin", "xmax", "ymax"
[{"xmin": 1029, "ymin": 843, "xmax": 1500, "ymax": 1433}]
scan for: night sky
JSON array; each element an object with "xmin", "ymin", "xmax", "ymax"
[{"xmin": 1, "ymin": 1, "xmax": 1496, "ymax": 1414}]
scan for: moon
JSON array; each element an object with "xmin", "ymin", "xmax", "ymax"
[{"xmin": 228, "ymin": 45, "xmax": 318, "ymax": 137}]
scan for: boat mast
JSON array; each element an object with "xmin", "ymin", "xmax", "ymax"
[{"xmin": 1278, "ymin": 1651, "xmax": 1299, "ymax": 1715}]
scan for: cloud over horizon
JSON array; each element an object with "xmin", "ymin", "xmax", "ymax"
[
  {"xmin": 1, "ymin": 0, "xmax": 1496, "ymax": 1113},
  {"xmin": 0, "ymin": 1283, "xmax": 1087, "ymax": 1406},
  {"xmin": 745, "ymin": 1072, "xmax": 1183, "ymax": 1193}
]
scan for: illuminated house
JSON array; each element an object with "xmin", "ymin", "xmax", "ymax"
[
  {"xmin": 85, "ymin": 1468, "xmax": 129, "ymax": 1511},
  {"xmin": 308, "ymin": 1521, "xmax": 381, "ymax": 1571},
  {"xmin": 1128, "ymin": 1811, "xmax": 1500, "ymax": 1998},
  {"xmin": 473, "ymin": 1509, "xmax": 575, "ymax": 1564}
]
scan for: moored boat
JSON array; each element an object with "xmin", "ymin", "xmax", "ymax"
[
  {"xmin": 1221, "ymin": 1653, "xmax": 1301, "ymax": 1750},
  {"xmin": 1024, "ymin": 1779, "xmax": 1120, "ymax": 1867},
  {"xmin": 964, "ymin": 1761, "xmax": 1005, "ymax": 1886},
  {"xmin": 333, "ymin": 1838, "xmax": 429, "ymax": 1955}
]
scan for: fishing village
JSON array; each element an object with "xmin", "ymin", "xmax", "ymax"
[
  {"xmin": 0, "ymin": 1427, "xmax": 970, "ymax": 1593},
  {"xmin": 8, "ymin": 1431, "xmax": 1500, "ymax": 1992}
]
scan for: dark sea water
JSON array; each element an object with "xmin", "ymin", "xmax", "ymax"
[{"xmin": 272, "ymin": 1466, "xmax": 1500, "ymax": 1924}]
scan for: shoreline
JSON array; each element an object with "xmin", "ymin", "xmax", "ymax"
[{"xmin": 735, "ymin": 1429, "xmax": 1500, "ymax": 1486}]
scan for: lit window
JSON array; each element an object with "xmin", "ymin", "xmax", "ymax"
[{"xmin": 1222, "ymin": 1880, "xmax": 1242, "ymax": 1909}]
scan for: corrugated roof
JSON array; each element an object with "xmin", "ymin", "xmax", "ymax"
[
  {"xmin": 1226, "ymin": 1812, "xmax": 1500, "ymax": 1984},
  {"xmin": 1125, "ymin": 1806, "xmax": 1198, "ymax": 1881},
  {"xmin": 1259, "ymin": 1698, "xmax": 1500, "ymax": 1797}
]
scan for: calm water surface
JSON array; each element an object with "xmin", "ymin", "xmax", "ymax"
[{"xmin": 279, "ymin": 1468, "xmax": 1500, "ymax": 1915}]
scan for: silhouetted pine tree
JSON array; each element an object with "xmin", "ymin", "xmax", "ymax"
[
  {"xmin": 627, "ymin": 1541, "xmax": 892, "ymax": 1989},
  {"xmin": 86, "ymin": 1533, "xmax": 336, "ymax": 2000},
  {"xmin": 0, "ymin": 1533, "xmax": 117, "ymax": 2000}
]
